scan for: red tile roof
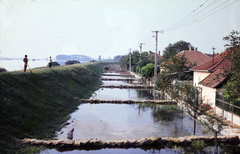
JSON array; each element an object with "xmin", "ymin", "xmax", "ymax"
[
  {"xmin": 205, "ymin": 53, "xmax": 214, "ymax": 58},
  {"xmin": 190, "ymin": 49, "xmax": 231, "ymax": 72},
  {"xmin": 179, "ymin": 50, "xmax": 212, "ymax": 67},
  {"xmin": 198, "ymin": 69, "xmax": 226, "ymax": 88},
  {"xmin": 192, "ymin": 46, "xmax": 239, "ymax": 88},
  {"xmin": 161, "ymin": 50, "xmax": 211, "ymax": 67},
  {"xmin": 147, "ymin": 51, "xmax": 162, "ymax": 61}
]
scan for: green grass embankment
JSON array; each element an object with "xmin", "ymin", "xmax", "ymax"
[{"xmin": 0, "ymin": 62, "xmax": 109, "ymax": 153}]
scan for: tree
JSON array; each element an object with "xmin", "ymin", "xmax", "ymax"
[
  {"xmin": 141, "ymin": 63, "xmax": 154, "ymax": 78},
  {"xmin": 161, "ymin": 40, "xmax": 192, "ymax": 62},
  {"xmin": 140, "ymin": 51, "xmax": 148, "ymax": 60},
  {"xmin": 161, "ymin": 55, "xmax": 187, "ymax": 73},
  {"xmin": 156, "ymin": 71, "xmax": 174, "ymax": 96},
  {"xmin": 168, "ymin": 82, "xmax": 223, "ymax": 139},
  {"xmin": 136, "ymin": 52, "xmax": 152, "ymax": 73},
  {"xmin": 222, "ymin": 30, "xmax": 240, "ymax": 101},
  {"xmin": 113, "ymin": 55, "xmax": 122, "ymax": 62},
  {"xmin": 119, "ymin": 55, "xmax": 127, "ymax": 68}
]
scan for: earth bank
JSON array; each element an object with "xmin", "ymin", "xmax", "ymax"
[{"xmin": 0, "ymin": 62, "xmax": 115, "ymax": 153}]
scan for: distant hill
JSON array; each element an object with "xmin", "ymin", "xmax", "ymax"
[{"xmin": 56, "ymin": 54, "xmax": 93, "ymax": 61}]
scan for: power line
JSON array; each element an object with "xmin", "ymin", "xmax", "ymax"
[
  {"xmin": 164, "ymin": 0, "xmax": 228, "ymax": 31},
  {"xmin": 163, "ymin": 0, "xmax": 210, "ymax": 32},
  {"xmin": 162, "ymin": 0, "xmax": 237, "ymax": 32}
]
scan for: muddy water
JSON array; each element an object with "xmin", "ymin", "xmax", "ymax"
[{"xmin": 41, "ymin": 73, "xmax": 216, "ymax": 153}]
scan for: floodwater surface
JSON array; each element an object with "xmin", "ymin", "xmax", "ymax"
[
  {"xmin": 56, "ymin": 103, "xmax": 212, "ymax": 141},
  {"xmin": 40, "ymin": 73, "xmax": 220, "ymax": 154}
]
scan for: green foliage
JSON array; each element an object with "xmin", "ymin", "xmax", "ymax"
[
  {"xmin": 113, "ymin": 55, "xmax": 122, "ymax": 62},
  {"xmin": 136, "ymin": 58, "xmax": 152, "ymax": 73},
  {"xmin": 191, "ymin": 140, "xmax": 205, "ymax": 149},
  {"xmin": 156, "ymin": 72, "xmax": 174, "ymax": 95},
  {"xmin": 162, "ymin": 56, "xmax": 188, "ymax": 73},
  {"xmin": 161, "ymin": 40, "xmax": 192, "ymax": 62},
  {"xmin": 141, "ymin": 63, "xmax": 154, "ymax": 78},
  {"xmin": 222, "ymin": 30, "xmax": 240, "ymax": 101},
  {"xmin": 118, "ymin": 51, "xmax": 150, "ymax": 73},
  {"xmin": 140, "ymin": 51, "xmax": 148, "ymax": 60},
  {"xmin": 0, "ymin": 63, "xmax": 103, "ymax": 153},
  {"xmin": 65, "ymin": 60, "xmax": 80, "ymax": 65},
  {"xmin": 119, "ymin": 55, "xmax": 127, "ymax": 68},
  {"xmin": 223, "ymin": 30, "xmax": 240, "ymax": 47}
]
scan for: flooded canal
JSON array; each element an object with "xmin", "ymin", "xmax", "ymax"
[{"xmin": 40, "ymin": 73, "xmax": 239, "ymax": 154}]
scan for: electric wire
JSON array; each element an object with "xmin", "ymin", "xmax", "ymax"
[
  {"xmin": 164, "ymin": 0, "xmax": 238, "ymax": 32},
  {"xmin": 139, "ymin": 0, "xmax": 238, "ymax": 49},
  {"xmin": 162, "ymin": 0, "xmax": 210, "ymax": 32},
  {"xmin": 164, "ymin": 0, "xmax": 237, "ymax": 32}
]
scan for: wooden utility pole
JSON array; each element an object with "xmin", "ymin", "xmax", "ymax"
[
  {"xmin": 129, "ymin": 48, "xmax": 131, "ymax": 74},
  {"xmin": 139, "ymin": 43, "xmax": 145, "ymax": 53},
  {"xmin": 152, "ymin": 31, "xmax": 162, "ymax": 83},
  {"xmin": 212, "ymin": 47, "xmax": 216, "ymax": 66},
  {"xmin": 139, "ymin": 43, "xmax": 145, "ymax": 61}
]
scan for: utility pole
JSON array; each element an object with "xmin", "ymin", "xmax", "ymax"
[
  {"xmin": 152, "ymin": 31, "xmax": 162, "ymax": 84},
  {"xmin": 129, "ymin": 48, "xmax": 131, "ymax": 74},
  {"xmin": 139, "ymin": 43, "xmax": 145, "ymax": 53},
  {"xmin": 212, "ymin": 47, "xmax": 216, "ymax": 66},
  {"xmin": 139, "ymin": 43, "xmax": 145, "ymax": 61}
]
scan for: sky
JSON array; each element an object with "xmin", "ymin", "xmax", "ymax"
[{"xmin": 0, "ymin": 0, "xmax": 239, "ymax": 60}]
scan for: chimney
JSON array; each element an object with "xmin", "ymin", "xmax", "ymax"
[
  {"xmin": 149, "ymin": 50, "xmax": 151, "ymax": 55},
  {"xmin": 194, "ymin": 47, "xmax": 198, "ymax": 51},
  {"xmin": 159, "ymin": 51, "xmax": 160, "ymax": 55},
  {"xmin": 189, "ymin": 46, "xmax": 191, "ymax": 51}
]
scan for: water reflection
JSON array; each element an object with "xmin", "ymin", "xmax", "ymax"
[
  {"xmin": 91, "ymin": 88, "xmax": 165, "ymax": 101},
  {"xmin": 49, "ymin": 73, "xmax": 220, "ymax": 154},
  {"xmin": 56, "ymin": 103, "xmax": 213, "ymax": 142},
  {"xmin": 136, "ymin": 104, "xmax": 213, "ymax": 138}
]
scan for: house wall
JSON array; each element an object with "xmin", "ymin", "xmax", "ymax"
[
  {"xmin": 216, "ymin": 106, "xmax": 240, "ymax": 126},
  {"xmin": 201, "ymin": 86, "xmax": 221, "ymax": 110},
  {"xmin": 201, "ymin": 86, "xmax": 216, "ymax": 109},
  {"xmin": 193, "ymin": 71, "xmax": 210, "ymax": 87}
]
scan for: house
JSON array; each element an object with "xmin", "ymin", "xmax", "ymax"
[
  {"xmin": 190, "ymin": 49, "xmax": 231, "ymax": 110},
  {"xmin": 160, "ymin": 47, "xmax": 212, "ymax": 72},
  {"xmin": 190, "ymin": 46, "xmax": 240, "ymax": 126},
  {"xmin": 147, "ymin": 51, "xmax": 162, "ymax": 61}
]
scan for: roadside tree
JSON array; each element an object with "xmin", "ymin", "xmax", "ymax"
[{"xmin": 222, "ymin": 30, "xmax": 240, "ymax": 101}]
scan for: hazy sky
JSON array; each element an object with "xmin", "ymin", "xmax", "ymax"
[{"xmin": 0, "ymin": 0, "xmax": 239, "ymax": 59}]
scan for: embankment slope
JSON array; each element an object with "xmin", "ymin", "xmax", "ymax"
[{"xmin": 0, "ymin": 62, "xmax": 108, "ymax": 153}]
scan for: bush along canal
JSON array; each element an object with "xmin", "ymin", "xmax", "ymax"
[{"xmin": 28, "ymin": 71, "xmax": 239, "ymax": 153}]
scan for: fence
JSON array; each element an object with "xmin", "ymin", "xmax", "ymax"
[{"xmin": 216, "ymin": 92, "xmax": 240, "ymax": 116}]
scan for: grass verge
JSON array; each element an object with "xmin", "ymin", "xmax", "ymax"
[{"xmin": 0, "ymin": 62, "xmax": 108, "ymax": 153}]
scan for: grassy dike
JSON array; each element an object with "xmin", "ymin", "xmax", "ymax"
[{"xmin": 0, "ymin": 62, "xmax": 114, "ymax": 153}]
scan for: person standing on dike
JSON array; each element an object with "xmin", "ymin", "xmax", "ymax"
[
  {"xmin": 49, "ymin": 56, "xmax": 52, "ymax": 68},
  {"xmin": 23, "ymin": 55, "xmax": 28, "ymax": 72}
]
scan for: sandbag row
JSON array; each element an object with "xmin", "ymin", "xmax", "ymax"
[
  {"xmin": 100, "ymin": 85, "xmax": 154, "ymax": 89},
  {"xmin": 100, "ymin": 74, "xmax": 135, "ymax": 77},
  {"xmin": 21, "ymin": 135, "xmax": 240, "ymax": 148},
  {"xmin": 101, "ymin": 78, "xmax": 138, "ymax": 81},
  {"xmin": 80, "ymin": 99, "xmax": 176, "ymax": 104}
]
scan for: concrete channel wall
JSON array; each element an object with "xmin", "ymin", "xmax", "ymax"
[{"xmin": 22, "ymin": 135, "xmax": 240, "ymax": 148}]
